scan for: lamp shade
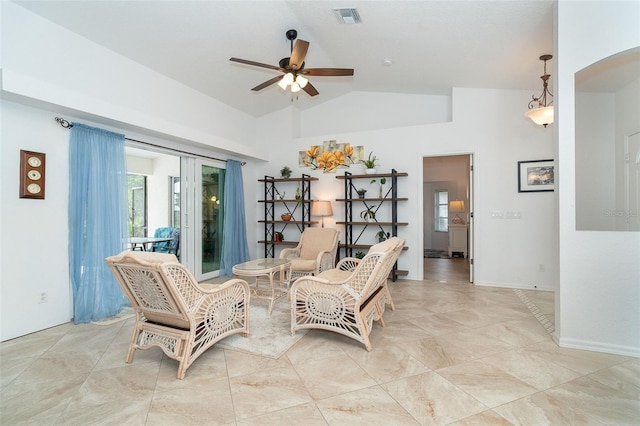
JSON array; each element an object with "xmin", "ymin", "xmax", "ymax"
[
  {"xmin": 311, "ymin": 200, "xmax": 333, "ymax": 227},
  {"xmin": 449, "ymin": 200, "xmax": 465, "ymax": 213},
  {"xmin": 449, "ymin": 200, "xmax": 466, "ymax": 225},
  {"xmin": 311, "ymin": 200, "xmax": 333, "ymax": 217},
  {"xmin": 525, "ymin": 106, "xmax": 554, "ymax": 127}
]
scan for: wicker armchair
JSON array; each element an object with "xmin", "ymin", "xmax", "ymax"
[
  {"xmin": 279, "ymin": 227, "xmax": 339, "ymax": 278},
  {"xmin": 105, "ymin": 251, "xmax": 250, "ymax": 379},
  {"xmin": 290, "ymin": 237, "xmax": 405, "ymax": 351}
]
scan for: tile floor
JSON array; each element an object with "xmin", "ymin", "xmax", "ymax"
[{"xmin": 1, "ymin": 258, "xmax": 638, "ymax": 425}]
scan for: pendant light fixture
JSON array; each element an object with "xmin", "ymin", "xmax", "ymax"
[{"xmin": 525, "ymin": 54, "xmax": 554, "ymax": 127}]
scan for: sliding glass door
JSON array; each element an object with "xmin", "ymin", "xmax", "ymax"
[{"xmin": 198, "ymin": 162, "xmax": 225, "ymax": 279}]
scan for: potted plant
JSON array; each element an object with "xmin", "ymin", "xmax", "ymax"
[
  {"xmin": 370, "ymin": 177, "xmax": 386, "ymax": 198},
  {"xmin": 295, "ymin": 185, "xmax": 302, "ymax": 200},
  {"xmin": 360, "ymin": 206, "xmax": 376, "ymax": 222},
  {"xmin": 355, "ymin": 251, "xmax": 366, "ymax": 259},
  {"xmin": 280, "ymin": 166, "xmax": 292, "ymax": 179},
  {"xmin": 356, "ymin": 188, "xmax": 367, "ymax": 199},
  {"xmin": 376, "ymin": 230, "xmax": 390, "ymax": 242},
  {"xmin": 360, "ymin": 152, "xmax": 378, "ymax": 174}
]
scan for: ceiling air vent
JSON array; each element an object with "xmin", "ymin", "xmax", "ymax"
[{"xmin": 333, "ymin": 8, "xmax": 361, "ymax": 24}]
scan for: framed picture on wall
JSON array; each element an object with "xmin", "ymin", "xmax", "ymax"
[{"xmin": 518, "ymin": 159, "xmax": 555, "ymax": 192}]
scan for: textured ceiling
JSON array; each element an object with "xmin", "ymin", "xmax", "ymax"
[{"xmin": 14, "ymin": 0, "xmax": 555, "ymax": 117}]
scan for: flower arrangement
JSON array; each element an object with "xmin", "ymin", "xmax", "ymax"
[{"xmin": 303, "ymin": 143, "xmax": 356, "ymax": 173}]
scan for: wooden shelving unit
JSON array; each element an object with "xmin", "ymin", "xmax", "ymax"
[
  {"xmin": 258, "ymin": 174, "xmax": 318, "ymax": 258},
  {"xmin": 336, "ymin": 169, "xmax": 408, "ymax": 280}
]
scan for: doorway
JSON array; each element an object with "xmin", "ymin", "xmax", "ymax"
[{"xmin": 423, "ymin": 154, "xmax": 473, "ymax": 282}]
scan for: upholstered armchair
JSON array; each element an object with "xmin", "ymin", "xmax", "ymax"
[
  {"xmin": 151, "ymin": 227, "xmax": 180, "ymax": 256},
  {"xmin": 279, "ymin": 227, "xmax": 339, "ymax": 278},
  {"xmin": 290, "ymin": 237, "xmax": 405, "ymax": 351},
  {"xmin": 105, "ymin": 251, "xmax": 250, "ymax": 379}
]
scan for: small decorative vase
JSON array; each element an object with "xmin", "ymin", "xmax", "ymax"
[{"xmin": 365, "ymin": 168, "xmax": 377, "ymax": 175}]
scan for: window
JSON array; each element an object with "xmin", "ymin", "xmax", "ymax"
[
  {"xmin": 435, "ymin": 190, "xmax": 448, "ymax": 232},
  {"xmin": 128, "ymin": 174, "xmax": 147, "ymax": 237}
]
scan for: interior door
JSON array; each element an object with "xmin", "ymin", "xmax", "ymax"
[
  {"xmin": 468, "ymin": 154, "xmax": 474, "ymax": 282},
  {"xmin": 625, "ymin": 131, "xmax": 640, "ymax": 231}
]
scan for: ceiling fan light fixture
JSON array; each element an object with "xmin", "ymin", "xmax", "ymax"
[
  {"xmin": 278, "ymin": 72, "xmax": 295, "ymax": 90},
  {"xmin": 290, "ymin": 81, "xmax": 301, "ymax": 93},
  {"xmin": 296, "ymin": 75, "xmax": 308, "ymax": 88}
]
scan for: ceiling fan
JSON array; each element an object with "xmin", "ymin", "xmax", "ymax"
[{"xmin": 230, "ymin": 29, "xmax": 354, "ymax": 96}]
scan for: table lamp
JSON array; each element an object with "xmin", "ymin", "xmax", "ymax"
[
  {"xmin": 449, "ymin": 200, "xmax": 466, "ymax": 225},
  {"xmin": 311, "ymin": 200, "xmax": 333, "ymax": 228}
]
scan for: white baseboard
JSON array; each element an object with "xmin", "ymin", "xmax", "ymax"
[
  {"xmin": 474, "ymin": 280, "xmax": 554, "ymax": 291},
  {"xmin": 559, "ymin": 337, "xmax": 640, "ymax": 358}
]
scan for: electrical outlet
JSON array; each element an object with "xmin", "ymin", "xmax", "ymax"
[{"xmin": 39, "ymin": 291, "xmax": 48, "ymax": 303}]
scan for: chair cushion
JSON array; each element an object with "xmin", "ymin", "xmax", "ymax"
[
  {"xmin": 317, "ymin": 268, "xmax": 352, "ymax": 281},
  {"xmin": 299, "ymin": 228, "xmax": 338, "ymax": 259},
  {"xmin": 290, "ymin": 258, "xmax": 317, "ymax": 272}
]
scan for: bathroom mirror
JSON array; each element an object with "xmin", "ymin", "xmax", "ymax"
[{"xmin": 575, "ymin": 47, "xmax": 640, "ymax": 231}]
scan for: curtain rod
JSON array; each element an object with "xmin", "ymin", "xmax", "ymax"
[{"xmin": 55, "ymin": 117, "xmax": 245, "ymax": 165}]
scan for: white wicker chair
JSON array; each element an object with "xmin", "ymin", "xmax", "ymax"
[
  {"xmin": 105, "ymin": 251, "xmax": 250, "ymax": 379},
  {"xmin": 279, "ymin": 227, "xmax": 339, "ymax": 278},
  {"xmin": 290, "ymin": 237, "xmax": 405, "ymax": 351}
]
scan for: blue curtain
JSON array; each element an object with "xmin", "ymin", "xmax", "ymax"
[
  {"xmin": 219, "ymin": 160, "xmax": 250, "ymax": 276},
  {"xmin": 69, "ymin": 123, "xmax": 129, "ymax": 323}
]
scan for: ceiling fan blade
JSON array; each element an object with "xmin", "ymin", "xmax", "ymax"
[
  {"xmin": 302, "ymin": 81, "xmax": 319, "ymax": 96},
  {"xmin": 230, "ymin": 57, "xmax": 283, "ymax": 72},
  {"xmin": 302, "ymin": 68, "xmax": 354, "ymax": 76},
  {"xmin": 288, "ymin": 40, "xmax": 309, "ymax": 70},
  {"xmin": 251, "ymin": 75, "xmax": 284, "ymax": 91}
]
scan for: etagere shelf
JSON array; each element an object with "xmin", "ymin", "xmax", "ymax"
[
  {"xmin": 258, "ymin": 174, "xmax": 318, "ymax": 258},
  {"xmin": 336, "ymin": 169, "xmax": 408, "ymax": 281}
]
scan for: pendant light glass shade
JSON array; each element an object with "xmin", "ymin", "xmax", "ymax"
[{"xmin": 525, "ymin": 106, "xmax": 554, "ymax": 127}]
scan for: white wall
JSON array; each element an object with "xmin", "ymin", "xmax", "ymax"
[
  {"xmin": 1, "ymin": 101, "xmax": 72, "ymax": 339},
  {"xmin": 256, "ymin": 87, "xmax": 556, "ymax": 289},
  {"xmin": 298, "ymin": 91, "xmax": 452, "ymax": 138},
  {"xmin": 575, "ymin": 92, "xmax": 616, "ymax": 230},
  {"xmin": 556, "ymin": 0, "xmax": 640, "ymax": 356}
]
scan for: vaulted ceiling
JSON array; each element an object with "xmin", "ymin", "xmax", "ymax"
[{"xmin": 14, "ymin": 0, "xmax": 555, "ymax": 117}]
